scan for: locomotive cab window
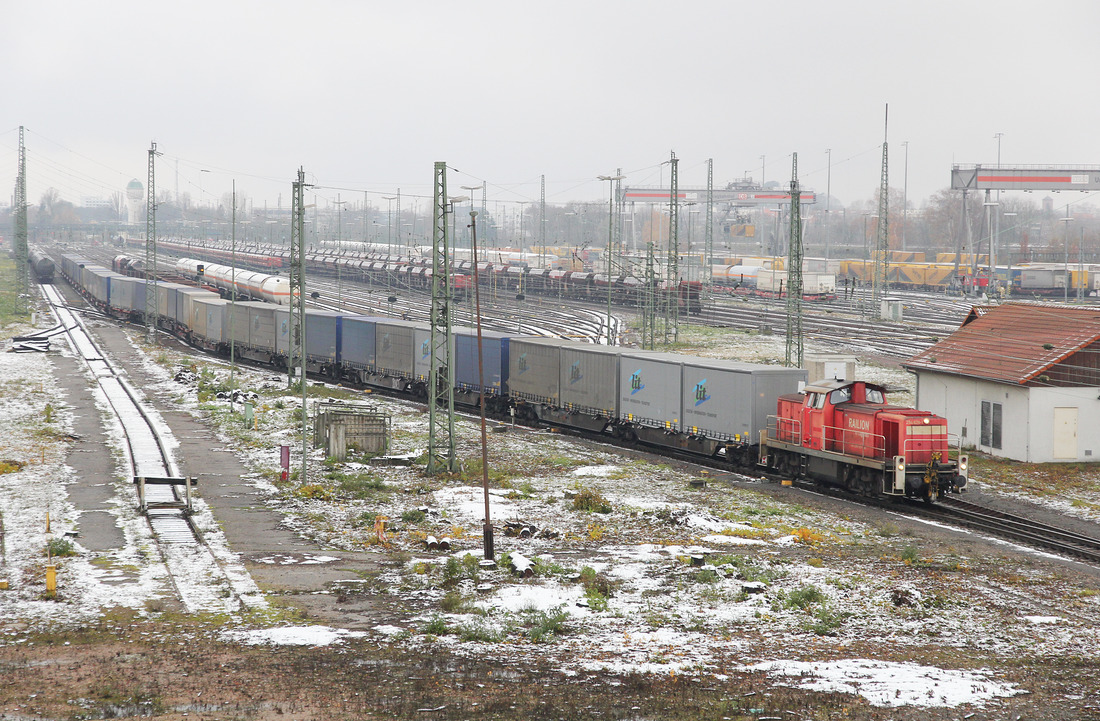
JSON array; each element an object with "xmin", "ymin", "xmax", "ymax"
[
  {"xmin": 809, "ymin": 393, "xmax": 826, "ymax": 409},
  {"xmin": 829, "ymin": 387, "xmax": 850, "ymax": 404},
  {"xmin": 865, "ymin": 388, "xmax": 884, "ymax": 404}
]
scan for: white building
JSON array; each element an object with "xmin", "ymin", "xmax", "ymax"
[{"xmin": 904, "ymin": 303, "xmax": 1100, "ymax": 463}]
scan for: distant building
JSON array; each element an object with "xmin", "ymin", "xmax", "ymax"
[
  {"xmin": 904, "ymin": 303, "xmax": 1100, "ymax": 462},
  {"xmin": 82, "ymin": 197, "xmax": 113, "ymax": 209}
]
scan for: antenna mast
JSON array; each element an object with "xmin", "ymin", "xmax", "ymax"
[{"xmin": 785, "ymin": 153, "xmax": 803, "ymax": 368}]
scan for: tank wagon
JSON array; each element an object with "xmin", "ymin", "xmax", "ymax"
[
  {"xmin": 60, "ymin": 252, "xmax": 968, "ymax": 502},
  {"xmin": 29, "ymin": 249, "xmax": 55, "ymax": 283}
]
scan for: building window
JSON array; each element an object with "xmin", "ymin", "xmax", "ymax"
[{"xmin": 980, "ymin": 400, "xmax": 1002, "ymax": 450}]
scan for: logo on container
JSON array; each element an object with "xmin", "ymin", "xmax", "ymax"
[
  {"xmin": 382, "ymin": 334, "xmax": 391, "ymax": 353},
  {"xmin": 694, "ymin": 379, "xmax": 710, "ymax": 406},
  {"xmin": 630, "ymin": 369, "xmax": 644, "ymax": 394},
  {"xmin": 420, "ymin": 339, "xmax": 430, "ymax": 359},
  {"xmin": 569, "ymin": 361, "xmax": 582, "ymax": 384},
  {"xmin": 518, "ymin": 353, "xmax": 529, "ymax": 374}
]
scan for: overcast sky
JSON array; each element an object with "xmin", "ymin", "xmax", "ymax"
[{"xmin": 2, "ymin": 0, "xmax": 1097, "ymax": 216}]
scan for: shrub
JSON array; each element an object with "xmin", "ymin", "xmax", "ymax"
[
  {"xmin": 421, "ymin": 614, "xmax": 450, "ymax": 636},
  {"xmin": 293, "ymin": 484, "xmax": 333, "ymax": 501},
  {"xmin": 401, "ymin": 509, "xmax": 426, "ymax": 524},
  {"xmin": 900, "ymin": 545, "xmax": 921, "ymax": 564}
]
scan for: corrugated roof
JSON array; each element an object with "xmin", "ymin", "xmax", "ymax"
[{"xmin": 904, "ymin": 302, "xmax": 1100, "ymax": 384}]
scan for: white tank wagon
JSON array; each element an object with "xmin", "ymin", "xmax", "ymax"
[{"xmin": 176, "ymin": 257, "xmax": 296, "ymax": 305}]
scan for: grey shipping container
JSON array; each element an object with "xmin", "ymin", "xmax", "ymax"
[
  {"xmin": 618, "ymin": 352, "xmax": 684, "ymax": 430},
  {"xmin": 108, "ymin": 275, "xmax": 141, "ymax": 312},
  {"xmin": 176, "ymin": 287, "xmax": 214, "ymax": 327},
  {"xmin": 81, "ymin": 266, "xmax": 116, "ymax": 305},
  {"xmin": 242, "ymin": 302, "xmax": 279, "ymax": 353},
  {"xmin": 560, "ymin": 345, "xmax": 624, "ymax": 417},
  {"xmin": 341, "ymin": 316, "xmax": 379, "ymax": 370},
  {"xmin": 679, "ymin": 359, "xmax": 806, "ymax": 442},
  {"xmin": 508, "ymin": 337, "xmax": 571, "ymax": 404},
  {"xmin": 413, "ymin": 325, "xmax": 453, "ymax": 382},
  {"xmin": 375, "ymin": 320, "xmax": 421, "ymax": 378},
  {"xmin": 191, "ymin": 296, "xmax": 229, "ymax": 344},
  {"xmin": 155, "ymin": 283, "xmax": 188, "ymax": 322}
]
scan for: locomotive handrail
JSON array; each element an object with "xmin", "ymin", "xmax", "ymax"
[
  {"xmin": 766, "ymin": 415, "xmax": 802, "ymax": 444},
  {"xmin": 822, "ymin": 423, "xmax": 887, "ymax": 459},
  {"xmin": 901, "ymin": 432, "xmax": 965, "ymax": 463}
]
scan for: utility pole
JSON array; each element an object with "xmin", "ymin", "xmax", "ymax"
[
  {"xmin": 427, "ymin": 162, "xmax": 458, "ymax": 474},
  {"xmin": 290, "ymin": 168, "xmax": 310, "ymax": 484},
  {"xmin": 664, "ymin": 152, "xmax": 680, "ymax": 344},
  {"xmin": 872, "ymin": 106, "xmax": 889, "ymax": 316},
  {"xmin": 13, "ymin": 127, "xmax": 29, "ymax": 315},
  {"xmin": 144, "ymin": 142, "xmax": 161, "ymax": 342},
  {"xmin": 785, "ymin": 153, "xmax": 804, "ymax": 368}
]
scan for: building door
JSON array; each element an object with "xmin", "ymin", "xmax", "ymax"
[{"xmin": 1052, "ymin": 407, "xmax": 1078, "ymax": 460}]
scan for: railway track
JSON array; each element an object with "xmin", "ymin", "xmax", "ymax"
[
  {"xmin": 40, "ymin": 283, "xmax": 259, "ymax": 611},
  {"xmin": 929, "ymin": 496, "xmax": 1100, "ymax": 564}
]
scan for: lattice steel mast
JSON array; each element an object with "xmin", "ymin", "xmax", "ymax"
[
  {"xmin": 144, "ymin": 142, "xmax": 160, "ymax": 341},
  {"xmin": 427, "ymin": 161, "xmax": 458, "ymax": 474},
  {"xmin": 290, "ymin": 168, "xmax": 310, "ymax": 483},
  {"xmin": 785, "ymin": 153, "xmax": 804, "ymax": 368},
  {"xmin": 13, "ymin": 127, "xmax": 28, "ymax": 315},
  {"xmin": 664, "ymin": 152, "xmax": 680, "ymax": 344},
  {"xmin": 539, "ymin": 174, "xmax": 546, "ymax": 268},
  {"xmin": 872, "ymin": 105, "xmax": 890, "ymax": 315},
  {"xmin": 704, "ymin": 158, "xmax": 714, "ymax": 294},
  {"xmin": 642, "ymin": 241, "xmax": 657, "ymax": 350}
]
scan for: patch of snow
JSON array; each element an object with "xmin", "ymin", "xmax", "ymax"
[
  {"xmin": 738, "ymin": 659, "xmax": 1024, "ymax": 708},
  {"xmin": 225, "ymin": 625, "xmax": 368, "ymax": 646}
]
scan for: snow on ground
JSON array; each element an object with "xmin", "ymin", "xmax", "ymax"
[
  {"xmin": 6, "ymin": 311, "xmax": 1100, "ymax": 711},
  {"xmin": 737, "ymin": 659, "xmax": 1026, "ymax": 708}
]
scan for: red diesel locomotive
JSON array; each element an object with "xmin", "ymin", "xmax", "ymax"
[{"xmin": 761, "ymin": 379, "xmax": 967, "ymax": 502}]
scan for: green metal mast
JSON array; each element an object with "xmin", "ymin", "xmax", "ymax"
[
  {"xmin": 642, "ymin": 241, "xmax": 657, "ymax": 350},
  {"xmin": 785, "ymin": 153, "xmax": 804, "ymax": 368},
  {"xmin": 539, "ymin": 174, "xmax": 546, "ymax": 268},
  {"xmin": 873, "ymin": 105, "xmax": 890, "ymax": 316},
  {"xmin": 290, "ymin": 168, "xmax": 309, "ymax": 484},
  {"xmin": 664, "ymin": 152, "xmax": 680, "ymax": 345},
  {"xmin": 144, "ymin": 142, "xmax": 160, "ymax": 342},
  {"xmin": 13, "ymin": 127, "xmax": 28, "ymax": 315},
  {"xmin": 427, "ymin": 161, "xmax": 458, "ymax": 474},
  {"xmin": 704, "ymin": 157, "xmax": 714, "ymax": 295}
]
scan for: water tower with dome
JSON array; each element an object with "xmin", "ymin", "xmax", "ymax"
[{"xmin": 125, "ymin": 179, "xmax": 144, "ymax": 225}]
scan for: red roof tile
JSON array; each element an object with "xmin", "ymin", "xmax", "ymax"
[{"xmin": 904, "ymin": 302, "xmax": 1100, "ymax": 385}]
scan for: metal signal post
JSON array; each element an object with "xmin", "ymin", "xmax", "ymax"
[{"xmin": 427, "ymin": 162, "xmax": 458, "ymax": 474}]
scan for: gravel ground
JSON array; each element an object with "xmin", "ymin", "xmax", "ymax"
[{"xmin": 2, "ymin": 290, "xmax": 1100, "ymax": 720}]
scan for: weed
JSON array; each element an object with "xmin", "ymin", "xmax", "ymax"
[
  {"xmin": 457, "ymin": 619, "xmax": 504, "ymax": 643},
  {"xmin": 875, "ymin": 521, "xmax": 900, "ymax": 537},
  {"xmin": 791, "ymin": 527, "xmax": 826, "ymax": 545},
  {"xmin": 352, "ymin": 511, "xmax": 378, "ymax": 528},
  {"xmin": 900, "ymin": 545, "xmax": 921, "ymax": 564},
  {"xmin": 440, "ymin": 590, "xmax": 469, "ymax": 613},
  {"xmin": 521, "ymin": 606, "xmax": 570, "ymax": 642},
  {"xmin": 805, "ymin": 605, "xmax": 851, "ymax": 635},
  {"xmin": 572, "ymin": 487, "xmax": 612, "ymax": 514},
  {"xmin": 694, "ymin": 568, "xmax": 719, "ymax": 584},
  {"xmin": 586, "ymin": 522, "xmax": 607, "ymax": 541},
  {"xmin": 784, "ymin": 585, "xmax": 826, "ymax": 611},
  {"xmin": 335, "ymin": 473, "xmax": 388, "ymax": 498},
  {"xmin": 293, "ymin": 484, "xmax": 333, "ymax": 501},
  {"xmin": 401, "ymin": 509, "xmax": 426, "ymax": 523},
  {"xmin": 421, "ymin": 614, "xmax": 451, "ymax": 636},
  {"xmin": 46, "ymin": 537, "xmax": 76, "ymax": 558}
]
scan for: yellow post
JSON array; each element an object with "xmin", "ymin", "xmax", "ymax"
[
  {"xmin": 45, "ymin": 565, "xmax": 56, "ymax": 594},
  {"xmin": 46, "ymin": 511, "xmax": 50, "ymax": 534}
]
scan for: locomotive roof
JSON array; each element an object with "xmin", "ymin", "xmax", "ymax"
[
  {"xmin": 802, "ymin": 378, "xmax": 885, "ymax": 395},
  {"xmin": 904, "ymin": 302, "xmax": 1100, "ymax": 386}
]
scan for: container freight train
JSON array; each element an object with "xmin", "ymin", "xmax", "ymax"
[{"xmin": 60, "ymin": 251, "xmax": 967, "ymax": 502}]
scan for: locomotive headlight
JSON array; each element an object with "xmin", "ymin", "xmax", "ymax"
[
  {"xmin": 923, "ymin": 417, "xmax": 930, "ymax": 424},
  {"xmin": 959, "ymin": 456, "xmax": 968, "ymax": 473}
]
